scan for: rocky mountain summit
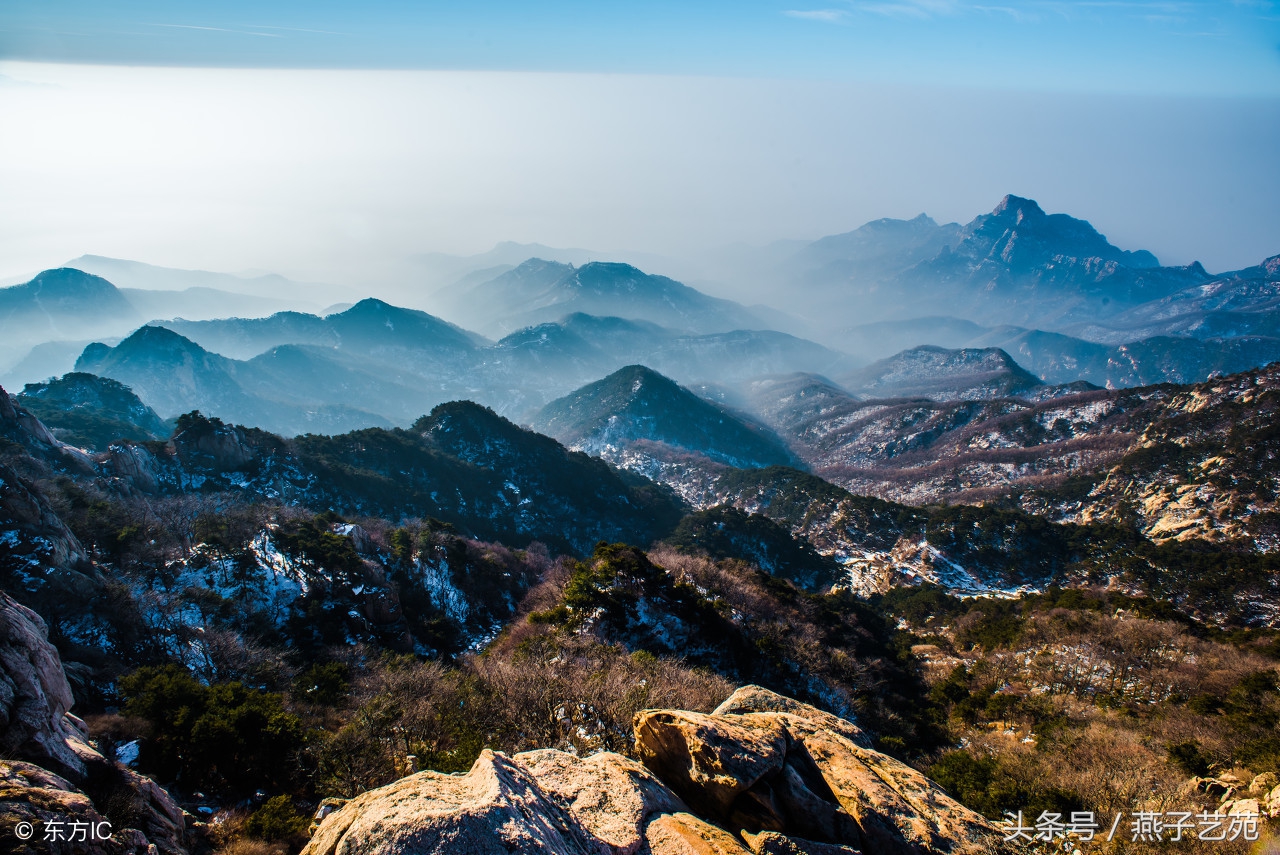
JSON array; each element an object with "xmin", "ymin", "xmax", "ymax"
[{"xmin": 304, "ymin": 685, "xmax": 1008, "ymax": 855}]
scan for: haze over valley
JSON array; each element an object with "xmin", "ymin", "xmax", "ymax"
[{"xmin": 4, "ymin": 5, "xmax": 1280, "ymax": 854}]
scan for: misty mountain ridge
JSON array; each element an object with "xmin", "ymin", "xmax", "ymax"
[
  {"xmin": 432, "ymin": 258, "xmax": 770, "ymax": 337},
  {"xmin": 787, "ymin": 212, "xmax": 962, "ymax": 291},
  {"xmin": 0, "ymin": 267, "xmax": 136, "ymax": 340},
  {"xmin": 75, "ymin": 325, "xmax": 393, "ymax": 436},
  {"xmin": 71, "ymin": 311, "xmax": 851, "ymax": 436},
  {"xmin": 159, "ymin": 297, "xmax": 489, "ymax": 360},
  {"xmin": 0, "ymin": 264, "xmax": 333, "ymax": 384},
  {"xmin": 7, "ymin": 193, "xmax": 1279, "ymax": 420},
  {"xmin": 844, "ymin": 315, "xmax": 1280, "ymax": 389},
  {"xmin": 410, "ymin": 240, "xmax": 690, "ymax": 296},
  {"xmin": 64, "ymin": 254, "xmax": 342, "ymax": 305},
  {"xmin": 129, "ymin": 295, "xmax": 849, "ymax": 430}
]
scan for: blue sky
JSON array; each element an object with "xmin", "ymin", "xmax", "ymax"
[{"xmin": 3, "ymin": 1, "xmax": 1279, "ymax": 95}]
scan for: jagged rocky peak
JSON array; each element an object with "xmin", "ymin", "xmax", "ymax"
[
  {"xmin": 966, "ymin": 194, "xmax": 1160, "ymax": 270},
  {"xmin": 304, "ymin": 684, "xmax": 1010, "ymax": 855}
]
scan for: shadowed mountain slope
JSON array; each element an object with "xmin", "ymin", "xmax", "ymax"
[
  {"xmin": 840, "ymin": 345, "xmax": 1044, "ymax": 401},
  {"xmin": 17, "ymin": 373, "xmax": 168, "ymax": 450},
  {"xmin": 533, "ymin": 365, "xmax": 798, "ymax": 470}
]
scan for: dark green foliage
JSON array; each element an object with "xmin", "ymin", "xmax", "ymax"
[
  {"xmin": 294, "ymin": 401, "xmax": 684, "ymax": 553},
  {"xmin": 18, "ymin": 372, "xmax": 168, "ymax": 450},
  {"xmin": 667, "ymin": 506, "xmax": 841, "ymax": 591},
  {"xmin": 928, "ymin": 750, "xmax": 1084, "ymax": 820},
  {"xmin": 174, "ymin": 409, "xmax": 220, "ymax": 437},
  {"xmin": 529, "ymin": 542, "xmax": 944, "ymax": 757},
  {"xmin": 390, "ymin": 528, "xmax": 413, "ymax": 565},
  {"xmin": 1222, "ymin": 670, "xmax": 1280, "ymax": 769},
  {"xmin": 118, "ymin": 665, "xmax": 305, "ymax": 795},
  {"xmin": 56, "ymin": 481, "xmax": 149, "ymax": 563},
  {"xmin": 953, "ymin": 600, "xmax": 1026, "ymax": 650},
  {"xmin": 876, "ymin": 584, "xmax": 967, "ymax": 627},
  {"xmin": 557, "ymin": 543, "xmax": 739, "ymax": 662},
  {"xmin": 244, "ymin": 795, "xmax": 310, "ymax": 843},
  {"xmin": 1167, "ymin": 740, "xmax": 1212, "ymax": 776},
  {"xmin": 390, "ymin": 531, "xmax": 544, "ymax": 656},
  {"xmin": 293, "ymin": 663, "xmax": 351, "ymax": 707},
  {"xmin": 274, "ymin": 519, "xmax": 365, "ymax": 588},
  {"xmin": 1186, "ymin": 693, "xmax": 1221, "ymax": 716},
  {"xmin": 924, "ymin": 505, "xmax": 1072, "ymax": 587}
]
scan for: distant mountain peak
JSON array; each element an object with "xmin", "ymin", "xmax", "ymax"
[
  {"xmin": 991, "ymin": 194, "xmax": 1045, "ymax": 219},
  {"xmin": 25, "ymin": 266, "xmax": 119, "ymax": 294},
  {"xmin": 115, "ymin": 324, "xmax": 203, "ymax": 354},
  {"xmin": 509, "ymin": 257, "xmax": 574, "ymax": 276},
  {"xmin": 956, "ymin": 195, "xmax": 1162, "ymax": 273},
  {"xmin": 578, "ymin": 260, "xmax": 641, "ymax": 276},
  {"xmin": 341, "ymin": 296, "xmax": 393, "ymax": 312},
  {"xmin": 1, "ymin": 268, "xmax": 136, "ymax": 320}
]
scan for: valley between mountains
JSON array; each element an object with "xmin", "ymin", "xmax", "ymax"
[{"xmin": 3, "ymin": 195, "xmax": 1280, "ymax": 854}]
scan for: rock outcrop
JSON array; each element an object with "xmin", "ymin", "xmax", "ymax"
[
  {"xmin": 304, "ymin": 685, "xmax": 1010, "ymax": 855},
  {"xmin": 0, "ymin": 592, "xmax": 190, "ymax": 855},
  {"xmin": 1, "ymin": 760, "xmax": 123, "ymax": 855},
  {"xmin": 0, "ymin": 384, "xmax": 95, "ymax": 475},
  {"xmin": 636, "ymin": 686, "xmax": 1003, "ymax": 855},
  {"xmin": 0, "ymin": 591, "xmax": 97, "ymax": 781}
]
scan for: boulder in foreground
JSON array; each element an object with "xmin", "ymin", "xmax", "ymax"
[{"xmin": 304, "ymin": 685, "xmax": 1010, "ymax": 855}]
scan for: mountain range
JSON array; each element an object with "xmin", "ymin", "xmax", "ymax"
[
  {"xmin": 1, "ymin": 192, "xmax": 1277, "ymax": 453},
  {"xmin": 4, "ymin": 195, "xmax": 1280, "ymax": 855},
  {"xmin": 774, "ymin": 195, "xmax": 1203, "ymax": 330},
  {"xmin": 0, "ymin": 265, "xmax": 331, "ymax": 386},
  {"xmin": 69, "ymin": 299, "xmax": 848, "ymax": 433}
]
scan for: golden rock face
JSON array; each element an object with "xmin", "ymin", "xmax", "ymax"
[{"xmin": 304, "ymin": 684, "xmax": 1012, "ymax": 855}]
